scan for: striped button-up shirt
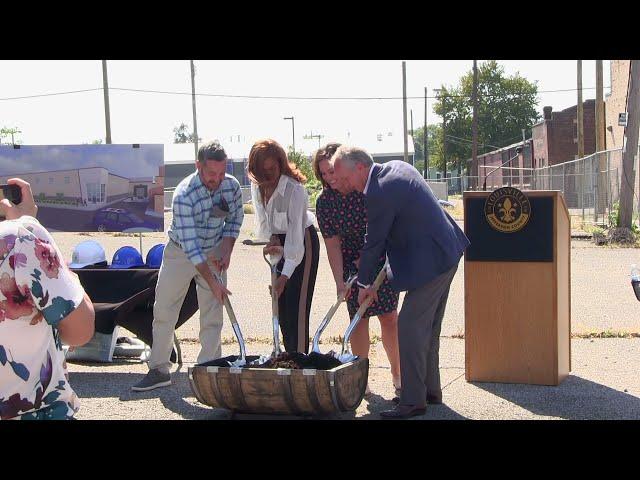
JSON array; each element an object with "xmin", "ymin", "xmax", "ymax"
[{"xmin": 168, "ymin": 171, "xmax": 244, "ymax": 265}]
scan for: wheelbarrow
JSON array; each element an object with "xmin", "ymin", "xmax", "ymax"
[{"xmin": 187, "ymin": 251, "xmax": 387, "ymax": 416}]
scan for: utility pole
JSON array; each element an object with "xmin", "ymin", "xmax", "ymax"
[
  {"xmin": 402, "ymin": 61, "xmax": 409, "ymax": 163},
  {"xmin": 521, "ymin": 128, "xmax": 527, "ymax": 187},
  {"xmin": 424, "ymin": 86, "xmax": 428, "ymax": 179},
  {"xmin": 577, "ymin": 60, "xmax": 584, "ymax": 159},
  {"xmin": 410, "ymin": 109, "xmax": 414, "ymax": 137},
  {"xmin": 471, "ymin": 60, "xmax": 479, "ymax": 190},
  {"xmin": 596, "ymin": 60, "xmax": 606, "ymax": 152},
  {"xmin": 101, "ymin": 60, "xmax": 112, "ymax": 144},
  {"xmin": 596, "ymin": 60, "xmax": 607, "ymax": 219},
  {"xmin": 442, "ymin": 93, "xmax": 447, "ymax": 183},
  {"xmin": 410, "ymin": 109, "xmax": 414, "ymax": 166},
  {"xmin": 284, "ymin": 116, "xmax": 295, "ymax": 153},
  {"xmin": 190, "ymin": 60, "xmax": 199, "ymax": 160},
  {"xmin": 619, "ymin": 60, "xmax": 640, "ymax": 229}
]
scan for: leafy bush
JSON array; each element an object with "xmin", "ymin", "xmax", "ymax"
[{"xmin": 287, "ymin": 146, "xmax": 323, "ymax": 208}]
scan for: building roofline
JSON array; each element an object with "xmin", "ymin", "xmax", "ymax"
[{"xmin": 0, "ymin": 166, "xmax": 132, "ymax": 181}]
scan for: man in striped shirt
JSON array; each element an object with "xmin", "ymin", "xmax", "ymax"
[{"xmin": 132, "ymin": 140, "xmax": 244, "ymax": 392}]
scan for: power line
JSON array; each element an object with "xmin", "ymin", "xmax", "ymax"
[
  {"xmin": 0, "ymin": 88, "xmax": 102, "ymax": 101},
  {"xmin": 0, "ymin": 85, "xmax": 612, "ymax": 102}
]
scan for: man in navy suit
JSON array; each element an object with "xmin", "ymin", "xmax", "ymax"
[{"xmin": 332, "ymin": 146, "xmax": 470, "ymax": 418}]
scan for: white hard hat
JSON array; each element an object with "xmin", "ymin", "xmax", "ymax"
[{"xmin": 69, "ymin": 240, "xmax": 107, "ymax": 268}]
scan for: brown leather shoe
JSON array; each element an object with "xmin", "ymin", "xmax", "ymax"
[{"xmin": 380, "ymin": 404, "xmax": 427, "ymax": 419}]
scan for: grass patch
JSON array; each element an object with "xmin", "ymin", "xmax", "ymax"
[
  {"xmin": 451, "ymin": 329, "xmax": 465, "ymax": 339},
  {"xmin": 572, "ymin": 329, "xmax": 640, "ymax": 339},
  {"xmin": 112, "ymin": 232, "xmax": 139, "ymax": 237}
]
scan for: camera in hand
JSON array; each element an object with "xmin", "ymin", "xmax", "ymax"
[{"xmin": 0, "ymin": 184, "xmax": 22, "ymax": 205}]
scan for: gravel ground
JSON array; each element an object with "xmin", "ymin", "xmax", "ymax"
[
  {"xmin": 67, "ymin": 338, "xmax": 640, "ymax": 420},
  {"xmin": 50, "ymin": 213, "xmax": 640, "ymax": 345},
  {"xmin": 51, "ymin": 212, "xmax": 640, "ymax": 420}
]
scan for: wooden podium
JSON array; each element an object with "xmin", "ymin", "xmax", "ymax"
[{"xmin": 463, "ymin": 190, "xmax": 571, "ymax": 385}]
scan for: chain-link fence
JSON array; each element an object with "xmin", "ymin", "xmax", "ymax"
[{"xmin": 444, "ymin": 148, "xmax": 625, "ymax": 225}]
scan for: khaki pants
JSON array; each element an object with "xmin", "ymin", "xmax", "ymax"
[{"xmin": 148, "ymin": 241, "xmax": 225, "ymax": 374}]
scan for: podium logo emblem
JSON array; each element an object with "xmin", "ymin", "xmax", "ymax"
[{"xmin": 484, "ymin": 187, "xmax": 531, "ymax": 233}]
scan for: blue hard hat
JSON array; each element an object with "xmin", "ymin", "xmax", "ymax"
[
  {"xmin": 145, "ymin": 243, "xmax": 165, "ymax": 268},
  {"xmin": 109, "ymin": 246, "xmax": 145, "ymax": 269}
]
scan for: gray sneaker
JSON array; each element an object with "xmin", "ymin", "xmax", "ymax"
[{"xmin": 131, "ymin": 369, "xmax": 171, "ymax": 392}]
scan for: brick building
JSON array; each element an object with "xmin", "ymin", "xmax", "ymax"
[{"xmin": 531, "ymin": 100, "xmax": 596, "ymax": 168}]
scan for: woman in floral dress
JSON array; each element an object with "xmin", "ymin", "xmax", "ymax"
[
  {"xmin": 0, "ymin": 178, "xmax": 94, "ymax": 420},
  {"xmin": 314, "ymin": 144, "xmax": 401, "ymax": 397}
]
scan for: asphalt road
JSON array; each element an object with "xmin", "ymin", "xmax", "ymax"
[
  {"xmin": 38, "ymin": 200, "xmax": 163, "ymax": 233},
  {"xmin": 50, "ymin": 213, "xmax": 640, "ymax": 347}
]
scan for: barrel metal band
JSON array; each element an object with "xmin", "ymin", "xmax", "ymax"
[
  {"xmin": 209, "ymin": 368, "xmax": 231, "ymax": 410},
  {"xmin": 280, "ymin": 375, "xmax": 303, "ymax": 416}
]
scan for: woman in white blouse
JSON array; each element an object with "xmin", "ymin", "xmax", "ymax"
[{"xmin": 248, "ymin": 139, "xmax": 320, "ymax": 353}]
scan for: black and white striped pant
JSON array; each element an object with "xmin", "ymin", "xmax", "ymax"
[{"xmin": 275, "ymin": 225, "xmax": 320, "ymax": 353}]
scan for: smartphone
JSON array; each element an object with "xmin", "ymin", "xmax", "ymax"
[{"xmin": 0, "ymin": 184, "xmax": 22, "ymax": 205}]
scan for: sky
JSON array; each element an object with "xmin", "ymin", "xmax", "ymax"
[
  {"xmin": 0, "ymin": 60, "xmax": 611, "ymax": 155},
  {"xmin": 0, "ymin": 144, "xmax": 163, "ymax": 178}
]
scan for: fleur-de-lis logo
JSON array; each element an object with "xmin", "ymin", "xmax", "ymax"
[
  {"xmin": 484, "ymin": 187, "xmax": 531, "ymax": 233},
  {"xmin": 498, "ymin": 198, "xmax": 517, "ymax": 223}
]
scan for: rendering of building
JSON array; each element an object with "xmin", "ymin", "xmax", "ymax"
[{"xmin": 0, "ymin": 165, "xmax": 164, "ymax": 215}]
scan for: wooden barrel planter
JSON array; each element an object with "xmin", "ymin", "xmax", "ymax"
[{"xmin": 188, "ymin": 357, "xmax": 369, "ymax": 416}]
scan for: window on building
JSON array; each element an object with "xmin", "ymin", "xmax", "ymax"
[
  {"xmin": 48, "ymin": 177, "xmax": 53, "ymax": 184},
  {"xmin": 35, "ymin": 178, "xmax": 40, "ymax": 185},
  {"xmin": 64, "ymin": 176, "xmax": 70, "ymax": 184}
]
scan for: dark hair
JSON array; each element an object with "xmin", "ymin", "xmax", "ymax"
[
  {"xmin": 247, "ymin": 138, "xmax": 306, "ymax": 185},
  {"xmin": 312, "ymin": 142, "xmax": 342, "ymax": 188},
  {"xmin": 197, "ymin": 141, "xmax": 227, "ymax": 163}
]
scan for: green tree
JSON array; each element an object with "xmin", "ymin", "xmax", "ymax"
[
  {"xmin": 432, "ymin": 61, "xmax": 540, "ymax": 182},
  {"xmin": 413, "ymin": 123, "xmax": 444, "ymax": 174},
  {"xmin": 0, "ymin": 126, "xmax": 22, "ymax": 145},
  {"xmin": 287, "ymin": 146, "xmax": 322, "ymax": 207},
  {"xmin": 173, "ymin": 123, "xmax": 201, "ymax": 144}
]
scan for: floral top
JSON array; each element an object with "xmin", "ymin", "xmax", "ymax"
[
  {"xmin": 0, "ymin": 217, "xmax": 85, "ymax": 420},
  {"xmin": 316, "ymin": 188, "xmax": 399, "ymax": 319}
]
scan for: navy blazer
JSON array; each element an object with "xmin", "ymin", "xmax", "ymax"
[{"xmin": 359, "ymin": 161, "xmax": 470, "ymax": 292}]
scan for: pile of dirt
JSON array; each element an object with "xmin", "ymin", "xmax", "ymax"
[
  {"xmin": 252, "ymin": 351, "xmax": 343, "ymax": 370},
  {"xmin": 199, "ymin": 352, "xmax": 344, "ymax": 370}
]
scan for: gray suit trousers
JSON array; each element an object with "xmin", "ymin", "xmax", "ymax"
[{"xmin": 398, "ymin": 264, "xmax": 458, "ymax": 406}]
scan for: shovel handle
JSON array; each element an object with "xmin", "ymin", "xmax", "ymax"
[
  {"xmin": 212, "ymin": 268, "xmax": 246, "ymax": 363},
  {"xmin": 263, "ymin": 251, "xmax": 282, "ymax": 356},
  {"xmin": 341, "ymin": 262, "xmax": 388, "ymax": 354},
  {"xmin": 311, "ymin": 273, "xmax": 358, "ymax": 353}
]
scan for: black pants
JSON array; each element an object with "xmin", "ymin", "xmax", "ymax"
[{"xmin": 276, "ymin": 225, "xmax": 320, "ymax": 353}]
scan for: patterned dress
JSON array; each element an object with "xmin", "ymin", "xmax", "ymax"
[
  {"xmin": 316, "ymin": 188, "xmax": 399, "ymax": 318},
  {"xmin": 0, "ymin": 217, "xmax": 85, "ymax": 420}
]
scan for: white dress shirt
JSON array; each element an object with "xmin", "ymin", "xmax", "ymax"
[{"xmin": 251, "ymin": 175, "xmax": 316, "ymax": 278}]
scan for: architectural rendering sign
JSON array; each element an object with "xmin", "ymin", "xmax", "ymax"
[{"xmin": 0, "ymin": 144, "xmax": 164, "ymax": 233}]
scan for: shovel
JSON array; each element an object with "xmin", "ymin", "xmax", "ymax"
[
  {"xmin": 337, "ymin": 261, "xmax": 389, "ymax": 364},
  {"xmin": 311, "ymin": 273, "xmax": 358, "ymax": 354},
  {"xmin": 263, "ymin": 248, "xmax": 284, "ymax": 358},
  {"xmin": 211, "ymin": 267, "xmax": 247, "ymax": 368}
]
